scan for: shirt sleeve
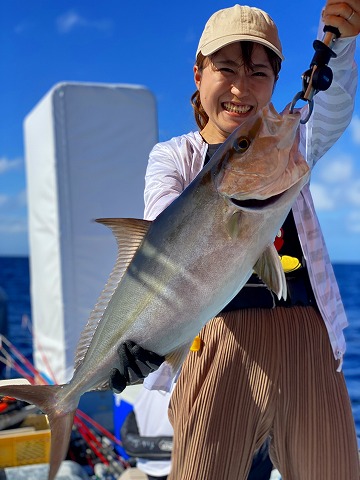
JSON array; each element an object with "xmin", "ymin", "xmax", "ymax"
[
  {"xmin": 301, "ymin": 22, "xmax": 358, "ymax": 167},
  {"xmin": 143, "ymin": 141, "xmax": 186, "ymax": 220}
]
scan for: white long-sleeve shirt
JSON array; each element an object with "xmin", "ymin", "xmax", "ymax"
[{"xmin": 143, "ymin": 33, "xmax": 358, "ymax": 390}]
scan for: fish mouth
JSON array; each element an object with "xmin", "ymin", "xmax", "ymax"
[{"xmin": 229, "ymin": 191, "xmax": 284, "ymax": 210}]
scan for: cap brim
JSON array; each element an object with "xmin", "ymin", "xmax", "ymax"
[{"xmin": 198, "ymin": 35, "xmax": 284, "ymax": 60}]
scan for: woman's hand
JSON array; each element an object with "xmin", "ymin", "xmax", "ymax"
[
  {"xmin": 322, "ymin": 0, "xmax": 360, "ymax": 37},
  {"xmin": 109, "ymin": 341, "xmax": 165, "ymax": 393}
]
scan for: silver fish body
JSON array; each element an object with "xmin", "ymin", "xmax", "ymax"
[{"xmin": 0, "ymin": 104, "xmax": 310, "ymax": 479}]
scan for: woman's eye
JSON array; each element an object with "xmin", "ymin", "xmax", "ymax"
[
  {"xmin": 219, "ymin": 67, "xmax": 235, "ymax": 74},
  {"xmin": 252, "ymin": 71, "xmax": 267, "ymax": 77}
]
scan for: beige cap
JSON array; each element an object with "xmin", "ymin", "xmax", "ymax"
[{"xmin": 196, "ymin": 4, "xmax": 284, "ymax": 60}]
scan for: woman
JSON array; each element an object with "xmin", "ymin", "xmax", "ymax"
[
  {"xmin": 111, "ymin": 3, "xmax": 360, "ymax": 479},
  {"xmin": 144, "ymin": 3, "xmax": 360, "ymax": 479}
]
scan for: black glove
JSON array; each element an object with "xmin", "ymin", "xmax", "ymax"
[{"xmin": 109, "ymin": 341, "xmax": 165, "ymax": 394}]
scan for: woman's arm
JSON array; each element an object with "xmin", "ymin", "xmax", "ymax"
[
  {"xmin": 144, "ymin": 134, "xmax": 206, "ymax": 221},
  {"xmin": 301, "ymin": 1, "xmax": 359, "ymax": 167},
  {"xmin": 143, "ymin": 141, "xmax": 186, "ymax": 221}
]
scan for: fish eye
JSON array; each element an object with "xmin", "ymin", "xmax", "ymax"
[{"xmin": 234, "ymin": 137, "xmax": 250, "ymax": 153}]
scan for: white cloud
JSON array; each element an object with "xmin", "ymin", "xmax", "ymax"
[
  {"xmin": 310, "ymin": 183, "xmax": 335, "ymax": 210},
  {"xmin": 0, "ymin": 195, "xmax": 8, "ymax": 207},
  {"xmin": 0, "ymin": 157, "xmax": 22, "ymax": 174},
  {"xmin": 56, "ymin": 10, "xmax": 113, "ymax": 34},
  {"xmin": 0, "ymin": 191, "xmax": 27, "ymax": 212},
  {"xmin": 349, "ymin": 114, "xmax": 360, "ymax": 145},
  {"xmin": 346, "ymin": 211, "xmax": 360, "ymax": 233},
  {"xmin": 311, "ymin": 149, "xmax": 360, "ymax": 211},
  {"xmin": 345, "ymin": 179, "xmax": 360, "ymax": 206},
  {"xmin": 0, "ymin": 219, "xmax": 27, "ymax": 234},
  {"xmin": 56, "ymin": 11, "xmax": 84, "ymax": 33},
  {"xmin": 310, "ymin": 147, "xmax": 360, "ymax": 259},
  {"xmin": 16, "ymin": 190, "xmax": 28, "ymax": 207},
  {"xmin": 318, "ymin": 155, "xmax": 353, "ymax": 183}
]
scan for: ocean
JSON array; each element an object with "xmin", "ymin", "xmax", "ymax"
[{"xmin": 0, "ymin": 256, "xmax": 359, "ymax": 446}]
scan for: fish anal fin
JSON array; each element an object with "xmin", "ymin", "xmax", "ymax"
[
  {"xmin": 91, "ymin": 380, "xmax": 109, "ymax": 391},
  {"xmin": 254, "ymin": 244, "xmax": 287, "ymax": 301},
  {"xmin": 74, "ymin": 218, "xmax": 152, "ymax": 370}
]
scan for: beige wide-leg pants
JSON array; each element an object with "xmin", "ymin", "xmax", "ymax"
[{"xmin": 168, "ymin": 307, "xmax": 360, "ymax": 480}]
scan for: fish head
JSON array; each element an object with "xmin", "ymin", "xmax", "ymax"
[{"xmin": 212, "ymin": 103, "xmax": 310, "ymax": 202}]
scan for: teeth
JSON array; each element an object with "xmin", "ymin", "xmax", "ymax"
[{"xmin": 223, "ymin": 102, "xmax": 251, "ymax": 114}]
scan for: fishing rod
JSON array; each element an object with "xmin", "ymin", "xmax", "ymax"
[
  {"xmin": 22, "ymin": 314, "xmax": 58, "ymax": 384},
  {"xmin": 77, "ymin": 409, "xmax": 127, "ymax": 453},
  {"xmin": 0, "ymin": 354, "xmax": 30, "ymax": 382},
  {"xmin": 1, "ymin": 333, "xmax": 48, "ymax": 384},
  {"xmin": 290, "ymin": 24, "xmax": 341, "ymax": 123}
]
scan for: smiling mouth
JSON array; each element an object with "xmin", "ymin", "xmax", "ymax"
[{"xmin": 222, "ymin": 102, "xmax": 252, "ymax": 114}]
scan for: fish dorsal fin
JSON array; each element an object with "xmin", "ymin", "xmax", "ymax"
[
  {"xmin": 253, "ymin": 244, "xmax": 287, "ymax": 301},
  {"xmin": 96, "ymin": 217, "xmax": 151, "ymax": 254},
  {"xmin": 74, "ymin": 218, "xmax": 151, "ymax": 370}
]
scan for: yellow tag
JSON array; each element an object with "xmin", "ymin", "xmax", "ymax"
[
  {"xmin": 280, "ymin": 255, "xmax": 301, "ymax": 273},
  {"xmin": 190, "ymin": 336, "xmax": 202, "ymax": 351}
]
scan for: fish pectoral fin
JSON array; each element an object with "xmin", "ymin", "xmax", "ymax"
[
  {"xmin": 165, "ymin": 342, "xmax": 194, "ymax": 377},
  {"xmin": 253, "ymin": 244, "xmax": 287, "ymax": 301},
  {"xmin": 226, "ymin": 212, "xmax": 241, "ymax": 239}
]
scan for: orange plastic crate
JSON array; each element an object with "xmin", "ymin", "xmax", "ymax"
[{"xmin": 0, "ymin": 414, "xmax": 50, "ymax": 467}]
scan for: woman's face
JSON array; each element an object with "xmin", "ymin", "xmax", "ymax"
[{"xmin": 194, "ymin": 42, "xmax": 277, "ymax": 143}]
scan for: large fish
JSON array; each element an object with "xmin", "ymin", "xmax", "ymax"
[{"xmin": 0, "ymin": 103, "xmax": 310, "ymax": 480}]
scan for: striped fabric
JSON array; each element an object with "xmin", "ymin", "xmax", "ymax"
[{"xmin": 167, "ymin": 307, "xmax": 359, "ymax": 479}]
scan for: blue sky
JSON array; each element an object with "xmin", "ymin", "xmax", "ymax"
[{"xmin": 0, "ymin": 0, "xmax": 359, "ymax": 262}]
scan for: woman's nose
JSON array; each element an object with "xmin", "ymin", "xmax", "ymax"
[{"xmin": 230, "ymin": 75, "xmax": 249, "ymax": 97}]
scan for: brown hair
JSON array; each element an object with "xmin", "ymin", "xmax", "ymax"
[{"xmin": 191, "ymin": 42, "xmax": 282, "ymax": 130}]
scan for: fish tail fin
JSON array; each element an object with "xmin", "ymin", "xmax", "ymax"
[
  {"xmin": 0, "ymin": 384, "xmax": 78, "ymax": 480},
  {"xmin": 48, "ymin": 409, "xmax": 77, "ymax": 480}
]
